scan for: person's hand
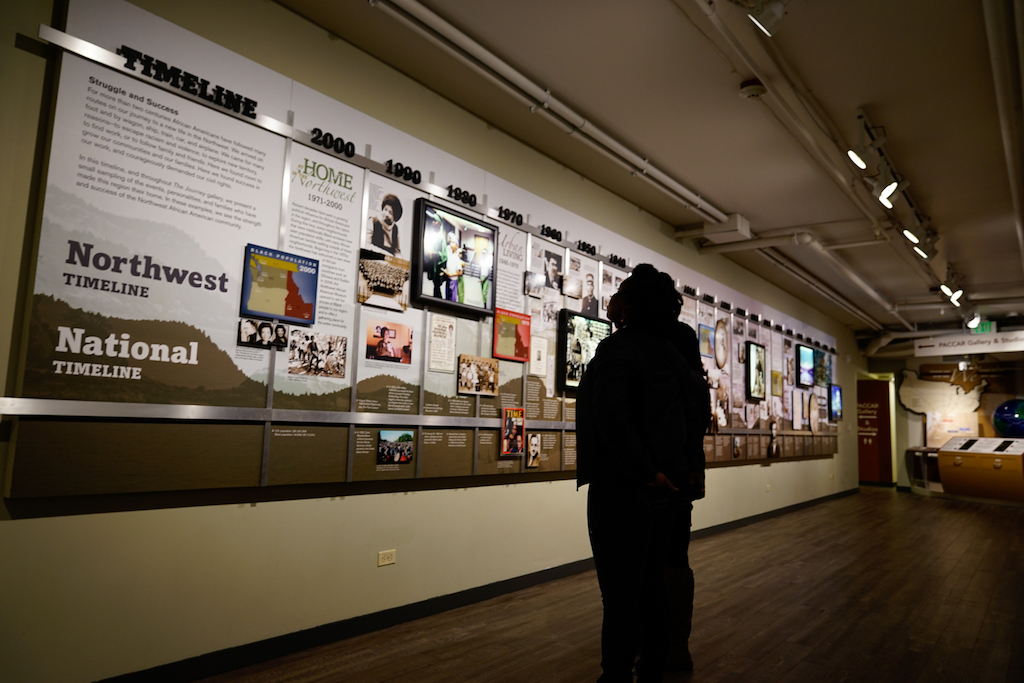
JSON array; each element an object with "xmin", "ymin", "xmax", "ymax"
[
  {"xmin": 689, "ymin": 471, "xmax": 705, "ymax": 498},
  {"xmin": 649, "ymin": 472, "xmax": 678, "ymax": 492}
]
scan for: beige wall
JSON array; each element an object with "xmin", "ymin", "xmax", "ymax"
[{"xmin": 0, "ymin": 1, "xmax": 866, "ymax": 680}]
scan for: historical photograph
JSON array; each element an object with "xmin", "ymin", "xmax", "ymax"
[
  {"xmin": 237, "ymin": 318, "xmax": 288, "ymax": 350},
  {"xmin": 358, "ymin": 178, "xmax": 414, "ymax": 312},
  {"xmin": 457, "ymin": 354, "xmax": 499, "ymax": 396},
  {"xmin": 288, "ymin": 329, "xmax": 347, "ymax": 378},
  {"xmin": 365, "ymin": 319, "xmax": 414, "ymax": 364},
  {"xmin": 377, "ymin": 429, "xmax": 414, "ymax": 465},
  {"xmin": 415, "ymin": 199, "xmax": 496, "ymax": 314},
  {"xmin": 561, "ymin": 311, "xmax": 611, "ymax": 390}
]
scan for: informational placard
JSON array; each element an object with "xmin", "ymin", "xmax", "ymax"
[
  {"xmin": 422, "ymin": 316, "xmax": 477, "ymax": 417},
  {"xmin": 354, "ymin": 306, "xmax": 423, "ymax": 414},
  {"xmin": 24, "ymin": 54, "xmax": 285, "ymax": 406},
  {"xmin": 428, "ymin": 313, "xmax": 458, "ymax": 373},
  {"xmin": 494, "ymin": 227, "xmax": 528, "ymax": 313}
]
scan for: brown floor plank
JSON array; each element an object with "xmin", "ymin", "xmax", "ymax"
[{"xmin": 197, "ymin": 489, "xmax": 1024, "ymax": 683}]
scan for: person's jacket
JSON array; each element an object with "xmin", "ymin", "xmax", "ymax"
[{"xmin": 576, "ymin": 322, "xmax": 709, "ymax": 491}]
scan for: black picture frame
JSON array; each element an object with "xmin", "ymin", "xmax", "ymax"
[
  {"xmin": 411, "ymin": 197, "xmax": 497, "ymax": 316},
  {"xmin": 796, "ymin": 344, "xmax": 814, "ymax": 388},
  {"xmin": 829, "ymin": 384, "xmax": 843, "ymax": 422},
  {"xmin": 557, "ymin": 309, "xmax": 612, "ymax": 393},
  {"xmin": 745, "ymin": 341, "xmax": 767, "ymax": 401}
]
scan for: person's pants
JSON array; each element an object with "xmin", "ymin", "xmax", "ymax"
[{"xmin": 588, "ymin": 483, "xmax": 691, "ymax": 681}]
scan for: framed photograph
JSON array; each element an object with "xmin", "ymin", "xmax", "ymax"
[
  {"xmin": 698, "ymin": 324, "xmax": 714, "ymax": 357},
  {"xmin": 539, "ymin": 249, "xmax": 563, "ymax": 291},
  {"xmin": 797, "ymin": 344, "xmax": 814, "ymax": 387},
  {"xmin": 240, "ymin": 244, "xmax": 318, "ymax": 325},
  {"xmin": 813, "ymin": 348, "xmax": 827, "ymax": 386},
  {"xmin": 502, "ymin": 407, "xmax": 525, "ymax": 456},
  {"xmin": 714, "ymin": 319, "xmax": 728, "ymax": 369},
  {"xmin": 525, "ymin": 433, "xmax": 541, "ymax": 469},
  {"xmin": 365, "ymin": 319, "xmax": 414, "ymax": 364},
  {"xmin": 238, "ymin": 318, "xmax": 288, "ymax": 350},
  {"xmin": 288, "ymin": 329, "xmax": 346, "ymax": 378},
  {"xmin": 524, "ymin": 271, "xmax": 545, "ymax": 298},
  {"xmin": 412, "ymin": 197, "xmax": 497, "ymax": 316},
  {"xmin": 771, "ymin": 370, "xmax": 783, "ymax": 397},
  {"xmin": 457, "ymin": 354, "xmax": 499, "ymax": 396},
  {"xmin": 377, "ymin": 430, "xmax": 414, "ymax": 465},
  {"xmin": 358, "ymin": 177, "xmax": 415, "ymax": 312},
  {"xmin": 829, "ymin": 384, "xmax": 843, "ymax": 421},
  {"xmin": 746, "ymin": 341, "xmax": 766, "ymax": 401},
  {"xmin": 558, "ymin": 309, "xmax": 612, "ymax": 393},
  {"xmin": 493, "ymin": 308, "xmax": 531, "ymax": 362}
]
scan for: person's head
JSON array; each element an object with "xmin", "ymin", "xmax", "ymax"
[
  {"xmin": 585, "ymin": 273, "xmax": 594, "ymax": 296},
  {"xmin": 530, "ymin": 434, "xmax": 540, "ymax": 454},
  {"xmin": 606, "ymin": 264, "xmax": 682, "ymax": 329},
  {"xmin": 258, "ymin": 322, "xmax": 273, "ymax": 341},
  {"xmin": 545, "ymin": 254, "xmax": 558, "ymax": 280},
  {"xmin": 447, "ymin": 232, "xmax": 459, "ymax": 249},
  {"xmin": 515, "ymin": 433, "xmax": 523, "ymax": 448},
  {"xmin": 275, "ymin": 324, "xmax": 286, "ymax": 338},
  {"xmin": 380, "ymin": 326, "xmax": 389, "ymax": 339},
  {"xmin": 380, "ymin": 194, "xmax": 402, "ymax": 226},
  {"xmin": 242, "ymin": 319, "xmax": 256, "ymax": 338}
]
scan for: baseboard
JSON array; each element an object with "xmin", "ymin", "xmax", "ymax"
[
  {"xmin": 101, "ymin": 557, "xmax": 596, "ymax": 683},
  {"xmin": 896, "ymin": 485, "xmax": 912, "ymax": 493},
  {"xmin": 690, "ymin": 487, "xmax": 860, "ymax": 540},
  {"xmin": 102, "ymin": 488, "xmax": 857, "ymax": 682},
  {"xmin": 859, "ymin": 480, "xmax": 897, "ymax": 488}
]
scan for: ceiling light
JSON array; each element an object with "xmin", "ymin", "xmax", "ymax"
[
  {"xmin": 939, "ymin": 284, "xmax": 952, "ymax": 297},
  {"xmin": 912, "ymin": 230, "xmax": 938, "ymax": 260},
  {"xmin": 902, "ymin": 228, "xmax": 920, "ymax": 244},
  {"xmin": 967, "ymin": 313, "xmax": 982, "ymax": 329},
  {"xmin": 847, "ymin": 109, "xmax": 886, "ymax": 171},
  {"xmin": 748, "ymin": 0, "xmax": 788, "ymax": 37},
  {"xmin": 951, "ymin": 297, "xmax": 962, "ymax": 308},
  {"xmin": 950, "ymin": 288, "xmax": 963, "ymax": 302}
]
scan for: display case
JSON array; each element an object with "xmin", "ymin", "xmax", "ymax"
[{"xmin": 937, "ymin": 437, "xmax": 1024, "ymax": 502}]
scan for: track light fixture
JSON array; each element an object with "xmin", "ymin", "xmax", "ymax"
[
  {"xmin": 967, "ymin": 311, "xmax": 982, "ymax": 329},
  {"xmin": 847, "ymin": 109, "xmax": 886, "ymax": 170},
  {"xmin": 939, "ymin": 267, "xmax": 964, "ymax": 303},
  {"xmin": 912, "ymin": 229, "xmax": 938, "ymax": 260},
  {"xmin": 748, "ymin": 0, "xmax": 788, "ymax": 37}
]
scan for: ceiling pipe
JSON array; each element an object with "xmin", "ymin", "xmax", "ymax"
[
  {"xmin": 895, "ymin": 295, "xmax": 1024, "ymax": 311},
  {"xmin": 755, "ymin": 249, "xmax": 885, "ymax": 330},
  {"xmin": 699, "ymin": 232, "xmax": 815, "ymax": 253},
  {"xmin": 376, "ymin": 0, "xmax": 729, "ymax": 223},
  {"xmin": 690, "ymin": 0, "xmax": 944, "ymax": 300},
  {"xmin": 807, "ymin": 240, "xmax": 915, "ymax": 331},
  {"xmin": 820, "ymin": 238, "xmax": 888, "ymax": 251},
  {"xmin": 699, "ymin": 229, "xmax": 913, "ymax": 329},
  {"xmin": 985, "ymin": 0, "xmax": 1024, "ymax": 280}
]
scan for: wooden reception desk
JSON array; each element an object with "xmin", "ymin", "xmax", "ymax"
[{"xmin": 937, "ymin": 437, "xmax": 1024, "ymax": 502}]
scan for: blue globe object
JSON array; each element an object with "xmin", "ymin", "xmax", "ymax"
[{"xmin": 993, "ymin": 399, "xmax": 1024, "ymax": 438}]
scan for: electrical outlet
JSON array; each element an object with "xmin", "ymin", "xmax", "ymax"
[
  {"xmin": 765, "ymin": 484, "xmax": 771, "ymax": 492},
  {"xmin": 377, "ymin": 549, "xmax": 396, "ymax": 567}
]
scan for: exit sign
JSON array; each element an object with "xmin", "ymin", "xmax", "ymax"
[{"xmin": 970, "ymin": 321, "xmax": 997, "ymax": 334}]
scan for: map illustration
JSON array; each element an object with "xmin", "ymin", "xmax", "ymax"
[{"xmin": 241, "ymin": 245, "xmax": 318, "ymax": 324}]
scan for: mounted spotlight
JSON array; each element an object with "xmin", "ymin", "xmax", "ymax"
[
  {"xmin": 748, "ymin": 0, "xmax": 788, "ymax": 37},
  {"xmin": 912, "ymin": 230, "xmax": 938, "ymax": 260},
  {"xmin": 847, "ymin": 109, "xmax": 885, "ymax": 170},
  {"xmin": 967, "ymin": 312, "xmax": 982, "ymax": 329},
  {"xmin": 872, "ymin": 161, "xmax": 898, "ymax": 207},
  {"xmin": 940, "ymin": 267, "xmax": 964, "ymax": 302}
]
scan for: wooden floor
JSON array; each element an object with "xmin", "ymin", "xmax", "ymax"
[{"xmin": 199, "ymin": 489, "xmax": 1024, "ymax": 683}]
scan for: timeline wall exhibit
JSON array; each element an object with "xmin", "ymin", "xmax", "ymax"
[{"xmin": 5, "ymin": 0, "xmax": 839, "ymax": 499}]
